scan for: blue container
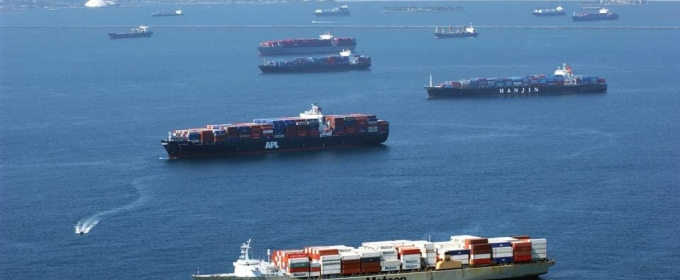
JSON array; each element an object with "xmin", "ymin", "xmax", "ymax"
[
  {"xmin": 490, "ymin": 242, "xmax": 512, "ymax": 248},
  {"xmin": 444, "ymin": 249, "xmax": 470, "ymax": 256}
]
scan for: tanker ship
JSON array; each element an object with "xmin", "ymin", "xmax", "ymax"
[
  {"xmin": 108, "ymin": 25, "xmax": 152, "ymax": 39},
  {"xmin": 258, "ymin": 32, "xmax": 357, "ymax": 56},
  {"xmin": 313, "ymin": 5, "xmax": 350, "ymax": 16},
  {"xmin": 532, "ymin": 5, "xmax": 566, "ymax": 16},
  {"xmin": 259, "ymin": 50, "xmax": 371, "ymax": 73},
  {"xmin": 193, "ymin": 235, "xmax": 554, "ymax": 280},
  {"xmin": 572, "ymin": 7, "xmax": 619, "ymax": 21},
  {"xmin": 161, "ymin": 104, "xmax": 388, "ymax": 159},
  {"xmin": 434, "ymin": 24, "xmax": 478, "ymax": 39},
  {"xmin": 424, "ymin": 63, "xmax": 607, "ymax": 98}
]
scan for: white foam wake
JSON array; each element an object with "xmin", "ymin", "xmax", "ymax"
[{"xmin": 74, "ymin": 176, "xmax": 156, "ymax": 235}]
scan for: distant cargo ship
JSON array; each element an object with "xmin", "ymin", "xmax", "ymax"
[
  {"xmin": 424, "ymin": 63, "xmax": 607, "ymax": 98},
  {"xmin": 108, "ymin": 25, "xmax": 152, "ymax": 39},
  {"xmin": 161, "ymin": 104, "xmax": 388, "ymax": 159},
  {"xmin": 313, "ymin": 5, "xmax": 350, "ymax": 16},
  {"xmin": 151, "ymin": 9, "xmax": 183, "ymax": 17},
  {"xmin": 434, "ymin": 24, "xmax": 478, "ymax": 39},
  {"xmin": 258, "ymin": 32, "xmax": 356, "ymax": 56},
  {"xmin": 532, "ymin": 5, "xmax": 566, "ymax": 16},
  {"xmin": 259, "ymin": 50, "xmax": 371, "ymax": 74},
  {"xmin": 572, "ymin": 7, "xmax": 619, "ymax": 21},
  {"xmin": 192, "ymin": 235, "xmax": 554, "ymax": 280}
]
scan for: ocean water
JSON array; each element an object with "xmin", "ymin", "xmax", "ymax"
[{"xmin": 1, "ymin": 2, "xmax": 679, "ymax": 279}]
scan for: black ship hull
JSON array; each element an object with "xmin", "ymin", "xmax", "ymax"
[
  {"xmin": 532, "ymin": 12, "xmax": 566, "ymax": 16},
  {"xmin": 572, "ymin": 14, "xmax": 619, "ymax": 21},
  {"xmin": 313, "ymin": 12, "xmax": 350, "ymax": 17},
  {"xmin": 425, "ymin": 84, "xmax": 607, "ymax": 99},
  {"xmin": 161, "ymin": 133, "xmax": 389, "ymax": 159},
  {"xmin": 108, "ymin": 32, "xmax": 153, "ymax": 39},
  {"xmin": 434, "ymin": 32, "xmax": 478, "ymax": 39},
  {"xmin": 258, "ymin": 45, "xmax": 356, "ymax": 56},
  {"xmin": 259, "ymin": 63, "xmax": 370, "ymax": 73}
]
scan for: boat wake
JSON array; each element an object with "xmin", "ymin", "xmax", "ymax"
[
  {"xmin": 73, "ymin": 175, "xmax": 157, "ymax": 235},
  {"xmin": 311, "ymin": 21, "xmax": 335, "ymax": 24}
]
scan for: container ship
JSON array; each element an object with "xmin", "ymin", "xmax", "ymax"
[
  {"xmin": 313, "ymin": 5, "xmax": 350, "ymax": 16},
  {"xmin": 151, "ymin": 9, "xmax": 183, "ymax": 17},
  {"xmin": 572, "ymin": 8, "xmax": 619, "ymax": 21},
  {"xmin": 161, "ymin": 104, "xmax": 388, "ymax": 159},
  {"xmin": 192, "ymin": 235, "xmax": 554, "ymax": 280},
  {"xmin": 424, "ymin": 63, "xmax": 607, "ymax": 98},
  {"xmin": 108, "ymin": 25, "xmax": 152, "ymax": 39},
  {"xmin": 259, "ymin": 50, "xmax": 371, "ymax": 74},
  {"xmin": 532, "ymin": 5, "xmax": 566, "ymax": 16},
  {"xmin": 258, "ymin": 33, "xmax": 357, "ymax": 56},
  {"xmin": 434, "ymin": 24, "xmax": 478, "ymax": 39}
]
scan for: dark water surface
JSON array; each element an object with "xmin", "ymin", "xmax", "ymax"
[{"xmin": 1, "ymin": 2, "xmax": 679, "ymax": 280}]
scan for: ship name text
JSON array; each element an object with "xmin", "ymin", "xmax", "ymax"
[
  {"xmin": 265, "ymin": 141, "xmax": 280, "ymax": 149},
  {"xmin": 499, "ymin": 87, "xmax": 540, "ymax": 94},
  {"xmin": 366, "ymin": 277, "xmax": 407, "ymax": 280}
]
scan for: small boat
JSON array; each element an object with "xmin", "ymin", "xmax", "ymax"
[
  {"xmin": 108, "ymin": 25, "xmax": 153, "ymax": 39},
  {"xmin": 434, "ymin": 24, "xmax": 478, "ymax": 39},
  {"xmin": 151, "ymin": 9, "xmax": 183, "ymax": 17}
]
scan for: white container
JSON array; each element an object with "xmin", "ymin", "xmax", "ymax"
[{"xmin": 319, "ymin": 255, "xmax": 341, "ymax": 262}]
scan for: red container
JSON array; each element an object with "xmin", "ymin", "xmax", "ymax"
[
  {"xmin": 288, "ymin": 267, "xmax": 309, "ymax": 273},
  {"xmin": 465, "ymin": 238, "xmax": 488, "ymax": 248},
  {"xmin": 200, "ymin": 130, "xmax": 214, "ymax": 143}
]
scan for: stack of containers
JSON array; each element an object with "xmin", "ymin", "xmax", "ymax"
[
  {"xmin": 344, "ymin": 116, "xmax": 356, "ymax": 135},
  {"xmin": 397, "ymin": 246, "xmax": 421, "ymax": 270},
  {"xmin": 296, "ymin": 121, "xmax": 308, "ymax": 137},
  {"xmin": 271, "ymin": 249, "xmax": 303, "ymax": 270},
  {"xmin": 309, "ymin": 261, "xmax": 321, "ymax": 277},
  {"xmin": 250, "ymin": 124, "xmax": 262, "ymax": 140},
  {"xmin": 488, "ymin": 237, "xmax": 514, "ymax": 264},
  {"xmin": 412, "ymin": 241, "xmax": 436, "ymax": 267},
  {"xmin": 366, "ymin": 115, "xmax": 379, "ymax": 133},
  {"xmin": 450, "ymin": 236, "xmax": 490, "ymax": 267},
  {"xmin": 307, "ymin": 247, "xmax": 340, "ymax": 276},
  {"xmin": 285, "ymin": 252, "xmax": 310, "ymax": 278},
  {"xmin": 339, "ymin": 251, "xmax": 361, "ymax": 275},
  {"xmin": 361, "ymin": 241, "xmax": 399, "ymax": 272},
  {"xmin": 237, "ymin": 125, "xmax": 251, "ymax": 140},
  {"xmin": 377, "ymin": 120, "xmax": 389, "ymax": 133},
  {"xmin": 261, "ymin": 124, "xmax": 274, "ymax": 139},
  {"xmin": 351, "ymin": 114, "xmax": 369, "ymax": 133},
  {"xmin": 200, "ymin": 129, "xmax": 214, "ymax": 143},
  {"xmin": 434, "ymin": 240, "xmax": 466, "ymax": 264},
  {"xmin": 511, "ymin": 240, "xmax": 532, "ymax": 263},
  {"xmin": 306, "ymin": 119, "xmax": 320, "ymax": 137},
  {"xmin": 325, "ymin": 116, "xmax": 345, "ymax": 135},
  {"xmin": 354, "ymin": 248, "xmax": 381, "ymax": 273},
  {"xmin": 213, "ymin": 129, "xmax": 226, "ymax": 142},
  {"xmin": 282, "ymin": 119, "xmax": 297, "ymax": 138},
  {"xmin": 530, "ymin": 238, "xmax": 547, "ymax": 261}
]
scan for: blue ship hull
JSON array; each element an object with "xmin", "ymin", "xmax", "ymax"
[
  {"xmin": 108, "ymin": 32, "xmax": 153, "ymax": 39},
  {"xmin": 425, "ymin": 84, "xmax": 607, "ymax": 99},
  {"xmin": 258, "ymin": 45, "xmax": 356, "ymax": 56}
]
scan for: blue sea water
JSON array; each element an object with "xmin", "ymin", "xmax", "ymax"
[{"xmin": 1, "ymin": 2, "xmax": 679, "ymax": 279}]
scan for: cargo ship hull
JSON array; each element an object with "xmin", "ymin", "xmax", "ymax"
[
  {"xmin": 572, "ymin": 14, "xmax": 619, "ymax": 21},
  {"xmin": 162, "ymin": 133, "xmax": 388, "ymax": 159},
  {"xmin": 108, "ymin": 32, "xmax": 152, "ymax": 39},
  {"xmin": 425, "ymin": 84, "xmax": 607, "ymax": 99},
  {"xmin": 434, "ymin": 33, "xmax": 478, "ymax": 39},
  {"xmin": 258, "ymin": 45, "xmax": 356, "ymax": 56},
  {"xmin": 194, "ymin": 260, "xmax": 554, "ymax": 280},
  {"xmin": 259, "ymin": 63, "xmax": 370, "ymax": 73}
]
